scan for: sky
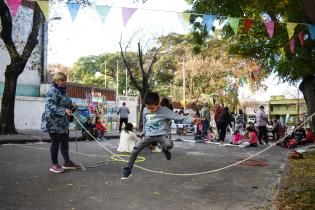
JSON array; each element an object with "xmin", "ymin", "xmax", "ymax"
[{"xmin": 47, "ymin": 0, "xmax": 301, "ymax": 101}]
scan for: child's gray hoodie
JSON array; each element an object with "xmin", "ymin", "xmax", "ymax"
[{"xmin": 142, "ymin": 106, "xmax": 192, "ymax": 136}]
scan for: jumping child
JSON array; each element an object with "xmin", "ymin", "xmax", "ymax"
[{"xmin": 122, "ymin": 92, "xmax": 199, "ymax": 179}]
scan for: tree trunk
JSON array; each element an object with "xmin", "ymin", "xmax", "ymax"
[
  {"xmin": 0, "ymin": 63, "xmax": 21, "ymax": 134},
  {"xmin": 299, "ymin": 75, "xmax": 315, "ymax": 131}
]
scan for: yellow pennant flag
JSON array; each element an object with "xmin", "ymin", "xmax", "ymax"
[
  {"xmin": 37, "ymin": 1, "xmax": 49, "ymax": 20},
  {"xmin": 286, "ymin": 23, "xmax": 297, "ymax": 39}
]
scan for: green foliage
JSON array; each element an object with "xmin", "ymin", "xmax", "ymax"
[{"xmin": 189, "ymin": 0, "xmax": 315, "ymax": 83}]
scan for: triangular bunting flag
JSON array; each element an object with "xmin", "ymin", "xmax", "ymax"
[
  {"xmin": 203, "ymin": 15, "xmax": 216, "ymax": 33},
  {"xmin": 95, "ymin": 5, "xmax": 111, "ymax": 24},
  {"xmin": 298, "ymin": 31, "xmax": 304, "ymax": 47},
  {"xmin": 66, "ymin": 2, "xmax": 81, "ymax": 22},
  {"xmin": 228, "ymin": 17, "xmax": 240, "ymax": 34},
  {"xmin": 306, "ymin": 24, "xmax": 315, "ymax": 40},
  {"xmin": 122, "ymin": 7, "xmax": 137, "ymax": 26},
  {"xmin": 280, "ymin": 47, "xmax": 285, "ymax": 58},
  {"xmin": 6, "ymin": 0, "xmax": 22, "ymax": 16},
  {"xmin": 177, "ymin": 12, "xmax": 191, "ymax": 30},
  {"xmin": 286, "ymin": 22, "xmax": 297, "ymax": 39},
  {"xmin": 243, "ymin": 19, "xmax": 253, "ymax": 33},
  {"xmin": 290, "ymin": 38, "xmax": 295, "ymax": 54},
  {"xmin": 264, "ymin": 21, "xmax": 275, "ymax": 38},
  {"xmin": 37, "ymin": 1, "xmax": 49, "ymax": 20}
]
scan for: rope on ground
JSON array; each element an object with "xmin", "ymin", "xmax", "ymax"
[{"xmin": 74, "ymin": 112, "xmax": 315, "ymax": 176}]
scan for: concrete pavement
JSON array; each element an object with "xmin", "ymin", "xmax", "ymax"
[{"xmin": 0, "ymin": 135, "xmax": 291, "ymax": 210}]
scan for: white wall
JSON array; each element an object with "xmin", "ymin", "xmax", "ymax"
[
  {"xmin": 0, "ymin": 5, "xmax": 42, "ymax": 86},
  {"xmin": 118, "ymin": 96, "xmax": 138, "ymax": 126},
  {"xmin": 0, "ymin": 96, "xmax": 45, "ymax": 130}
]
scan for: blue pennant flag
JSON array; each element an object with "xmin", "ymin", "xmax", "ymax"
[
  {"xmin": 203, "ymin": 15, "xmax": 216, "ymax": 33},
  {"xmin": 306, "ymin": 24, "xmax": 315, "ymax": 40},
  {"xmin": 66, "ymin": 3, "xmax": 81, "ymax": 22}
]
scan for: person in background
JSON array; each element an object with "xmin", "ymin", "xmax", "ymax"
[
  {"xmin": 216, "ymin": 106, "xmax": 232, "ymax": 144},
  {"xmin": 117, "ymin": 102, "xmax": 130, "ymax": 132},
  {"xmin": 232, "ymin": 130, "xmax": 243, "ymax": 145},
  {"xmin": 82, "ymin": 117, "xmax": 96, "ymax": 141},
  {"xmin": 255, "ymin": 105, "xmax": 269, "ymax": 145},
  {"xmin": 235, "ymin": 110, "xmax": 245, "ymax": 134},
  {"xmin": 95, "ymin": 117, "xmax": 107, "ymax": 139},
  {"xmin": 117, "ymin": 123, "xmax": 138, "ymax": 153},
  {"xmin": 242, "ymin": 127, "xmax": 258, "ymax": 147},
  {"xmin": 302, "ymin": 128, "xmax": 315, "ymax": 144},
  {"xmin": 41, "ymin": 72, "xmax": 79, "ymax": 173},
  {"xmin": 201, "ymin": 102, "xmax": 211, "ymax": 138}
]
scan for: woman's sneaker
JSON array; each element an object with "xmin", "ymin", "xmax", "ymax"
[
  {"xmin": 62, "ymin": 162, "xmax": 79, "ymax": 170},
  {"xmin": 50, "ymin": 164, "xmax": 64, "ymax": 173}
]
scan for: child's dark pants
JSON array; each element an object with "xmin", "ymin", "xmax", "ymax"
[{"xmin": 126, "ymin": 136, "xmax": 173, "ymax": 170}]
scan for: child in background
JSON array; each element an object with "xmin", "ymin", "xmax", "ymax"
[
  {"xmin": 241, "ymin": 127, "xmax": 258, "ymax": 147},
  {"xmin": 95, "ymin": 117, "xmax": 107, "ymax": 139},
  {"xmin": 205, "ymin": 126, "xmax": 215, "ymax": 142},
  {"xmin": 302, "ymin": 128, "xmax": 315, "ymax": 144},
  {"xmin": 117, "ymin": 123, "xmax": 138, "ymax": 153},
  {"xmin": 232, "ymin": 130, "xmax": 242, "ymax": 145}
]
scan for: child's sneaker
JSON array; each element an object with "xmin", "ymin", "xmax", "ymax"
[
  {"xmin": 62, "ymin": 162, "xmax": 79, "ymax": 170},
  {"xmin": 121, "ymin": 167, "xmax": 132, "ymax": 180},
  {"xmin": 163, "ymin": 150, "xmax": 172, "ymax": 160},
  {"xmin": 50, "ymin": 164, "xmax": 64, "ymax": 173}
]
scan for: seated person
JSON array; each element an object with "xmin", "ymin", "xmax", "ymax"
[
  {"xmin": 302, "ymin": 128, "xmax": 315, "ymax": 144},
  {"xmin": 82, "ymin": 117, "xmax": 96, "ymax": 140},
  {"xmin": 95, "ymin": 117, "xmax": 107, "ymax": 139},
  {"xmin": 232, "ymin": 129, "xmax": 242, "ymax": 145},
  {"xmin": 241, "ymin": 127, "xmax": 258, "ymax": 147},
  {"xmin": 293, "ymin": 127, "xmax": 306, "ymax": 144},
  {"xmin": 204, "ymin": 126, "xmax": 215, "ymax": 142}
]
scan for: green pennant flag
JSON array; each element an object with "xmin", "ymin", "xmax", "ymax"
[
  {"xmin": 286, "ymin": 23, "xmax": 297, "ymax": 39},
  {"xmin": 95, "ymin": 5, "xmax": 111, "ymax": 24},
  {"xmin": 37, "ymin": 1, "xmax": 49, "ymax": 20},
  {"xmin": 228, "ymin": 17, "xmax": 240, "ymax": 34}
]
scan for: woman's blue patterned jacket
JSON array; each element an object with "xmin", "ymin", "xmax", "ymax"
[{"xmin": 41, "ymin": 84, "xmax": 72, "ymax": 133}]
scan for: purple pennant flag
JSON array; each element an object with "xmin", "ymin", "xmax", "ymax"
[
  {"xmin": 290, "ymin": 38, "xmax": 295, "ymax": 54},
  {"xmin": 203, "ymin": 15, "xmax": 216, "ymax": 33},
  {"xmin": 264, "ymin": 21, "xmax": 275, "ymax": 38},
  {"xmin": 122, "ymin": 7, "xmax": 137, "ymax": 26},
  {"xmin": 6, "ymin": 0, "xmax": 22, "ymax": 16},
  {"xmin": 66, "ymin": 3, "xmax": 81, "ymax": 22}
]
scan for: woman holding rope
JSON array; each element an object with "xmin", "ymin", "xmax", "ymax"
[{"xmin": 41, "ymin": 72, "xmax": 79, "ymax": 173}]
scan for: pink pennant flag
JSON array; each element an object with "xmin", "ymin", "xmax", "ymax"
[
  {"xmin": 290, "ymin": 38, "xmax": 295, "ymax": 54},
  {"xmin": 122, "ymin": 7, "xmax": 137, "ymax": 26},
  {"xmin": 6, "ymin": 0, "xmax": 22, "ymax": 16},
  {"xmin": 264, "ymin": 21, "xmax": 275, "ymax": 38},
  {"xmin": 298, "ymin": 32, "xmax": 304, "ymax": 47}
]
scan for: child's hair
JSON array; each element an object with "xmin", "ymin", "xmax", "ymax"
[
  {"xmin": 208, "ymin": 126, "xmax": 213, "ymax": 133},
  {"xmin": 234, "ymin": 129, "xmax": 240, "ymax": 135},
  {"xmin": 95, "ymin": 117, "xmax": 100, "ymax": 122},
  {"xmin": 125, "ymin": 123, "xmax": 133, "ymax": 133},
  {"xmin": 305, "ymin": 128, "xmax": 312, "ymax": 132},
  {"xmin": 246, "ymin": 126, "xmax": 254, "ymax": 132},
  {"xmin": 160, "ymin": 97, "xmax": 173, "ymax": 110},
  {"xmin": 144, "ymin": 92, "xmax": 160, "ymax": 105}
]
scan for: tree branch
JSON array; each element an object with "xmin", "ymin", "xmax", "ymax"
[
  {"xmin": 138, "ymin": 42, "xmax": 146, "ymax": 77},
  {"xmin": 0, "ymin": 0, "xmax": 19, "ymax": 59}
]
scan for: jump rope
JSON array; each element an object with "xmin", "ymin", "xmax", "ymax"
[{"xmin": 7, "ymin": 112, "xmax": 315, "ymax": 176}]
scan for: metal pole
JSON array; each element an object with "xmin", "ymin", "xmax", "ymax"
[
  {"xmin": 116, "ymin": 60, "xmax": 119, "ymax": 104},
  {"xmin": 182, "ymin": 58, "xmax": 186, "ymax": 112},
  {"xmin": 297, "ymin": 88, "xmax": 300, "ymax": 124},
  {"xmin": 104, "ymin": 61, "xmax": 107, "ymax": 88},
  {"xmin": 125, "ymin": 68, "xmax": 128, "ymax": 96}
]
